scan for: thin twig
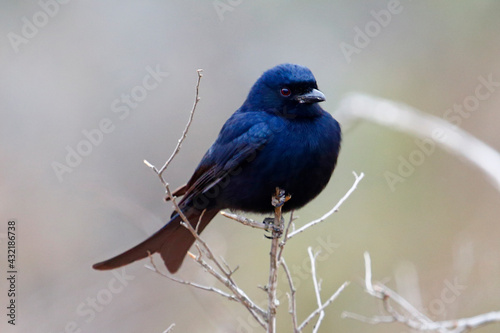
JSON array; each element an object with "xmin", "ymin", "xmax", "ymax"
[
  {"xmin": 298, "ymin": 281, "xmax": 350, "ymax": 331},
  {"xmin": 277, "ymin": 211, "xmax": 297, "ymax": 262},
  {"xmin": 363, "ymin": 252, "xmax": 440, "ymax": 328},
  {"xmin": 158, "ymin": 69, "xmax": 203, "ymax": 178},
  {"xmin": 220, "ymin": 211, "xmax": 269, "ymax": 230},
  {"xmin": 288, "ymin": 172, "xmax": 364, "ymax": 239},
  {"xmin": 344, "ymin": 252, "xmax": 500, "ymax": 332},
  {"xmin": 144, "ymin": 69, "xmax": 203, "ymax": 189},
  {"xmin": 163, "ymin": 323, "xmax": 176, "ymax": 333},
  {"xmin": 435, "ymin": 311, "xmax": 500, "ymax": 332},
  {"xmin": 267, "ymin": 188, "xmax": 289, "ymax": 333},
  {"xmin": 165, "ymin": 186, "xmax": 268, "ymax": 327},
  {"xmin": 308, "ymin": 247, "xmax": 325, "ymax": 333},
  {"xmin": 146, "ymin": 254, "xmax": 237, "ymax": 302},
  {"xmin": 281, "ymin": 258, "xmax": 299, "ymax": 333},
  {"xmin": 342, "ymin": 311, "xmax": 395, "ymax": 324},
  {"xmin": 187, "ymin": 248, "xmax": 268, "ymax": 329}
]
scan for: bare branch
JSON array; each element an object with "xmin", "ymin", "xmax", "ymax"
[
  {"xmin": 220, "ymin": 211, "xmax": 269, "ymax": 230},
  {"xmin": 344, "ymin": 252, "xmax": 500, "ymax": 332},
  {"xmin": 186, "ymin": 248, "xmax": 268, "ymax": 329},
  {"xmin": 363, "ymin": 251, "xmax": 374, "ymax": 294},
  {"xmin": 280, "ymin": 258, "xmax": 299, "ymax": 333},
  {"xmin": 308, "ymin": 247, "xmax": 325, "ymax": 333},
  {"xmin": 166, "ymin": 187, "xmax": 268, "ymax": 328},
  {"xmin": 336, "ymin": 93, "xmax": 500, "ymax": 193},
  {"xmin": 267, "ymin": 188, "xmax": 289, "ymax": 333},
  {"xmin": 277, "ymin": 211, "xmax": 297, "ymax": 262},
  {"xmin": 158, "ymin": 69, "xmax": 203, "ymax": 178},
  {"xmin": 298, "ymin": 281, "xmax": 350, "ymax": 331},
  {"xmin": 288, "ymin": 171, "xmax": 364, "ymax": 239},
  {"xmin": 163, "ymin": 323, "xmax": 176, "ymax": 333},
  {"xmin": 342, "ymin": 311, "xmax": 395, "ymax": 324},
  {"xmin": 143, "ymin": 69, "xmax": 203, "ymax": 189},
  {"xmin": 436, "ymin": 311, "xmax": 500, "ymax": 332},
  {"xmin": 145, "ymin": 255, "xmax": 237, "ymax": 302}
]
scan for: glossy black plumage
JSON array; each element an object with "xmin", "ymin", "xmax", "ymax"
[{"xmin": 93, "ymin": 64, "xmax": 341, "ymax": 273}]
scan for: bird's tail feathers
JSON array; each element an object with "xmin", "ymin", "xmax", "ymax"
[{"xmin": 92, "ymin": 209, "xmax": 218, "ymax": 273}]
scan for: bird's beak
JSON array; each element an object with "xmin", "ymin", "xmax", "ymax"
[{"xmin": 294, "ymin": 88, "xmax": 326, "ymax": 104}]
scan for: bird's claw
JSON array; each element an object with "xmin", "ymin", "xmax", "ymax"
[
  {"xmin": 263, "ymin": 217, "xmax": 275, "ymax": 227},
  {"xmin": 263, "ymin": 217, "xmax": 284, "ymax": 239},
  {"xmin": 271, "ymin": 189, "xmax": 291, "ymax": 208}
]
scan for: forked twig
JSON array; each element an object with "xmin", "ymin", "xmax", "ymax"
[
  {"xmin": 343, "ymin": 252, "xmax": 500, "ymax": 332},
  {"xmin": 288, "ymin": 172, "xmax": 364, "ymax": 239}
]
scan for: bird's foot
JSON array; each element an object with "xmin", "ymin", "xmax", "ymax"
[
  {"xmin": 271, "ymin": 189, "xmax": 292, "ymax": 208},
  {"xmin": 263, "ymin": 217, "xmax": 284, "ymax": 239}
]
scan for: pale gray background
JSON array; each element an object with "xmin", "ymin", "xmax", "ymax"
[{"xmin": 1, "ymin": 1, "xmax": 500, "ymax": 332}]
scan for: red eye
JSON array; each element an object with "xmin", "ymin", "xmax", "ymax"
[{"xmin": 280, "ymin": 87, "xmax": 291, "ymax": 97}]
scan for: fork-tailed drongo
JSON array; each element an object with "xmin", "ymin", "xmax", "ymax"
[{"xmin": 93, "ymin": 63, "xmax": 342, "ymax": 273}]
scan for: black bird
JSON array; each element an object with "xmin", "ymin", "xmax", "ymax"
[{"xmin": 93, "ymin": 64, "xmax": 341, "ymax": 273}]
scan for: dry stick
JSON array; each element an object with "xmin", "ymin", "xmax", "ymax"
[
  {"xmin": 188, "ymin": 247, "xmax": 268, "ymax": 329},
  {"xmin": 146, "ymin": 254, "xmax": 237, "ymax": 302},
  {"xmin": 435, "ymin": 311, "xmax": 500, "ymax": 332},
  {"xmin": 267, "ymin": 188, "xmax": 289, "ymax": 333},
  {"xmin": 187, "ymin": 245, "xmax": 268, "ymax": 329},
  {"xmin": 165, "ymin": 185, "xmax": 268, "ymax": 328},
  {"xmin": 219, "ymin": 211, "xmax": 269, "ymax": 230},
  {"xmin": 163, "ymin": 323, "xmax": 175, "ymax": 333},
  {"xmin": 277, "ymin": 211, "xmax": 296, "ymax": 262},
  {"xmin": 280, "ymin": 258, "xmax": 299, "ymax": 333},
  {"xmin": 344, "ymin": 306, "xmax": 500, "ymax": 332},
  {"xmin": 288, "ymin": 171, "xmax": 364, "ymax": 239},
  {"xmin": 336, "ymin": 94, "xmax": 500, "ymax": 332},
  {"xmin": 359, "ymin": 252, "xmax": 443, "ymax": 331},
  {"xmin": 364, "ymin": 251, "xmax": 445, "ymax": 331},
  {"xmin": 307, "ymin": 248, "xmax": 325, "ymax": 333},
  {"xmin": 144, "ymin": 69, "xmax": 203, "ymax": 187},
  {"xmin": 275, "ymin": 171, "xmax": 361, "ymax": 268},
  {"xmin": 219, "ymin": 174, "xmax": 364, "ymax": 331},
  {"xmin": 158, "ymin": 69, "xmax": 203, "ymax": 179},
  {"xmin": 281, "ymin": 210, "xmax": 296, "ymax": 244},
  {"xmin": 343, "ymin": 252, "xmax": 500, "ymax": 333},
  {"xmin": 298, "ymin": 281, "xmax": 350, "ymax": 331},
  {"xmin": 149, "ymin": 186, "xmax": 267, "ymax": 327}
]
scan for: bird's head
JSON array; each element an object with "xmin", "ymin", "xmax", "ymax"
[{"xmin": 243, "ymin": 63, "xmax": 326, "ymax": 118}]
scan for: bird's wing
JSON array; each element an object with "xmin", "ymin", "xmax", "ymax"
[{"xmin": 178, "ymin": 115, "xmax": 272, "ymax": 208}]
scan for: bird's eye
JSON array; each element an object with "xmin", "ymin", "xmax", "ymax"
[{"xmin": 280, "ymin": 87, "xmax": 291, "ymax": 97}]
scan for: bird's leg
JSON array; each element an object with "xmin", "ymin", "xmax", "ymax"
[
  {"xmin": 263, "ymin": 188, "xmax": 291, "ymax": 239},
  {"xmin": 271, "ymin": 188, "xmax": 290, "ymax": 208}
]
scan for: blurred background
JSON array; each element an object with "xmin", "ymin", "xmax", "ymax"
[{"xmin": 1, "ymin": 1, "xmax": 500, "ymax": 332}]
